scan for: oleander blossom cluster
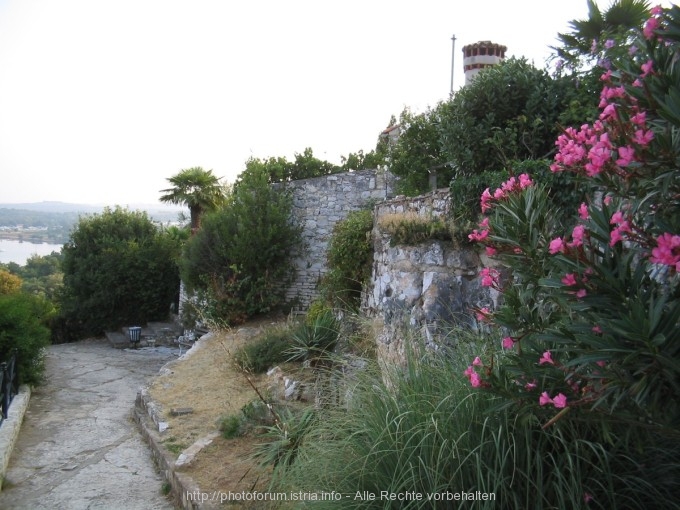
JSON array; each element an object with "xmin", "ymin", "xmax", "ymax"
[{"xmin": 463, "ymin": 4, "xmax": 678, "ymax": 424}]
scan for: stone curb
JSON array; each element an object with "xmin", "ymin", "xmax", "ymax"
[
  {"xmin": 0, "ymin": 385, "xmax": 31, "ymax": 492},
  {"xmin": 134, "ymin": 336, "xmax": 220, "ymax": 510}
]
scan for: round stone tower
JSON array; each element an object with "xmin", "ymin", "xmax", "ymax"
[{"xmin": 462, "ymin": 41, "xmax": 507, "ymax": 85}]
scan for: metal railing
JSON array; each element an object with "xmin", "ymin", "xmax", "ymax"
[{"xmin": 0, "ymin": 348, "xmax": 18, "ymax": 425}]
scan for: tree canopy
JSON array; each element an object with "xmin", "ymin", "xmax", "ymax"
[{"xmin": 59, "ymin": 207, "xmax": 181, "ymax": 338}]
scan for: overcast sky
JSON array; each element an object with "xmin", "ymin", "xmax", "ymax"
[{"xmin": 0, "ymin": 0, "xmax": 651, "ymax": 206}]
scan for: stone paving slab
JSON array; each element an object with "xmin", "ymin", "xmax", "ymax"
[{"xmin": 0, "ymin": 339, "xmax": 181, "ymax": 510}]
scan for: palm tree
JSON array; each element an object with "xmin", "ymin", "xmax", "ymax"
[
  {"xmin": 554, "ymin": 0, "xmax": 651, "ymax": 67},
  {"xmin": 159, "ymin": 167, "xmax": 225, "ymax": 234}
]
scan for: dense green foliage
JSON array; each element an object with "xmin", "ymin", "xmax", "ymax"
[
  {"xmin": 3, "ymin": 253, "xmax": 64, "ymax": 301},
  {"xmin": 59, "ymin": 207, "xmax": 181, "ymax": 338},
  {"xmin": 385, "ymin": 106, "xmax": 451, "ymax": 196},
  {"xmin": 461, "ymin": 6, "xmax": 680, "ymax": 506},
  {"xmin": 320, "ymin": 209, "xmax": 374, "ymax": 310},
  {"xmin": 180, "ymin": 166, "xmax": 302, "ymax": 324},
  {"xmin": 440, "ymin": 58, "xmax": 573, "ymax": 175},
  {"xmin": 239, "ymin": 148, "xmax": 341, "ymax": 185},
  {"xmin": 0, "ymin": 292, "xmax": 54, "ymax": 384}
]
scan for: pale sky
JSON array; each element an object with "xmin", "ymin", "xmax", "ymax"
[{"xmin": 0, "ymin": 0, "xmax": 625, "ymax": 205}]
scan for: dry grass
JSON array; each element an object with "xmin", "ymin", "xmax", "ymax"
[{"xmin": 146, "ymin": 315, "xmax": 284, "ymax": 502}]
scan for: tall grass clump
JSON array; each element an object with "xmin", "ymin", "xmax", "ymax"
[{"xmin": 270, "ymin": 334, "xmax": 680, "ymax": 509}]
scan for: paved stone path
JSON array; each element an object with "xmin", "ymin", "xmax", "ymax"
[{"xmin": 0, "ymin": 339, "xmax": 178, "ymax": 510}]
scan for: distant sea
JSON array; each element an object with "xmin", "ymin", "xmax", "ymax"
[{"xmin": 0, "ymin": 239, "xmax": 63, "ymax": 265}]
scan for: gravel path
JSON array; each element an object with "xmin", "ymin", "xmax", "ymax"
[{"xmin": 0, "ymin": 339, "xmax": 178, "ymax": 510}]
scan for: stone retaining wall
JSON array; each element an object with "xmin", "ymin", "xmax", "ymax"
[{"xmin": 362, "ymin": 189, "xmax": 501, "ymax": 365}]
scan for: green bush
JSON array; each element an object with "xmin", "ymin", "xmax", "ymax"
[
  {"xmin": 320, "ymin": 209, "xmax": 374, "ymax": 310},
  {"xmin": 59, "ymin": 207, "xmax": 181, "ymax": 338},
  {"xmin": 233, "ymin": 325, "xmax": 294, "ymax": 374},
  {"xmin": 180, "ymin": 166, "xmax": 301, "ymax": 324},
  {"xmin": 0, "ymin": 293, "xmax": 54, "ymax": 385},
  {"xmin": 218, "ymin": 413, "xmax": 247, "ymax": 439}
]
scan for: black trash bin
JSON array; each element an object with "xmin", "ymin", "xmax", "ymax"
[{"xmin": 128, "ymin": 326, "xmax": 142, "ymax": 347}]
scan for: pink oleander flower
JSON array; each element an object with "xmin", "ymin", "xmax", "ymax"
[
  {"xmin": 632, "ymin": 78, "xmax": 643, "ymax": 87},
  {"xmin": 604, "ymin": 39, "xmax": 615, "ymax": 49},
  {"xmin": 476, "ymin": 307, "xmax": 490, "ymax": 321},
  {"xmin": 641, "ymin": 59, "xmax": 654, "ymax": 77},
  {"xmin": 493, "ymin": 188, "xmax": 505, "ymax": 200},
  {"xmin": 469, "ymin": 371, "xmax": 482, "ymax": 388},
  {"xmin": 579, "ymin": 203, "xmax": 589, "ymax": 220},
  {"xmin": 604, "ymin": 195, "xmax": 613, "ymax": 206},
  {"xmin": 539, "ymin": 351, "xmax": 554, "ymax": 365},
  {"xmin": 468, "ymin": 228, "xmax": 489, "ymax": 242},
  {"xmin": 539, "ymin": 391, "xmax": 553, "ymax": 406},
  {"xmin": 596, "ymin": 360, "xmax": 607, "ymax": 367},
  {"xmin": 584, "ymin": 492, "xmax": 594, "ymax": 504},
  {"xmin": 633, "ymin": 128, "xmax": 654, "ymax": 146},
  {"xmin": 599, "ymin": 103, "xmax": 617, "ymax": 121},
  {"xmin": 481, "ymin": 188, "xmax": 492, "ymax": 213},
  {"xmin": 576, "ymin": 288, "xmax": 587, "ymax": 299},
  {"xmin": 651, "ymin": 5, "xmax": 663, "ymax": 15},
  {"xmin": 463, "ymin": 365, "xmax": 475, "ymax": 378},
  {"xmin": 616, "ymin": 146, "xmax": 635, "ymax": 166},
  {"xmin": 473, "ymin": 356, "xmax": 483, "ymax": 367},
  {"xmin": 518, "ymin": 173, "xmax": 533, "ymax": 189},
  {"xmin": 610, "ymin": 221, "xmax": 632, "ymax": 246},
  {"xmin": 480, "ymin": 267, "xmax": 500, "ymax": 287},
  {"xmin": 644, "ymin": 17, "xmax": 660, "ymax": 39},
  {"xmin": 650, "ymin": 233, "xmax": 680, "ymax": 271},
  {"xmin": 630, "ymin": 111, "xmax": 646, "ymax": 126},
  {"xmin": 549, "ymin": 237, "xmax": 565, "ymax": 254},
  {"xmin": 485, "ymin": 246, "xmax": 497, "ymax": 257},
  {"xmin": 562, "ymin": 273, "xmax": 577, "ymax": 286},
  {"xmin": 479, "ymin": 217, "xmax": 489, "ymax": 228},
  {"xmin": 525, "ymin": 380, "xmax": 537, "ymax": 390},
  {"xmin": 552, "ymin": 393, "xmax": 568, "ymax": 408},
  {"xmin": 592, "ymin": 325, "xmax": 602, "ymax": 334},
  {"xmin": 609, "ymin": 221, "xmax": 631, "ymax": 246},
  {"xmin": 568, "ymin": 224, "xmax": 586, "ymax": 248},
  {"xmin": 610, "ymin": 210, "xmax": 626, "ymax": 225},
  {"xmin": 502, "ymin": 336, "xmax": 514, "ymax": 349}
]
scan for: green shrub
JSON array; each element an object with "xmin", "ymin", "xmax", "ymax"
[
  {"xmin": 320, "ymin": 209, "xmax": 374, "ymax": 310},
  {"xmin": 218, "ymin": 413, "xmax": 247, "ymax": 439},
  {"xmin": 59, "ymin": 207, "xmax": 181, "ymax": 338},
  {"xmin": 0, "ymin": 293, "xmax": 53, "ymax": 385},
  {"xmin": 233, "ymin": 325, "xmax": 294, "ymax": 374},
  {"xmin": 286, "ymin": 311, "xmax": 340, "ymax": 365},
  {"xmin": 180, "ymin": 165, "xmax": 301, "ymax": 325}
]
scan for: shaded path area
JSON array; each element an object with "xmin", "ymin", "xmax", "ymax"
[{"xmin": 0, "ymin": 339, "xmax": 178, "ymax": 510}]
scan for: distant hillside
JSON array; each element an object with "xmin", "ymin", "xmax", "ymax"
[
  {"xmin": 0, "ymin": 201, "xmax": 103, "ymax": 213},
  {"xmin": 0, "ymin": 201, "xmax": 183, "ymax": 215},
  {"xmin": 0, "ymin": 202, "xmax": 186, "ymax": 244}
]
